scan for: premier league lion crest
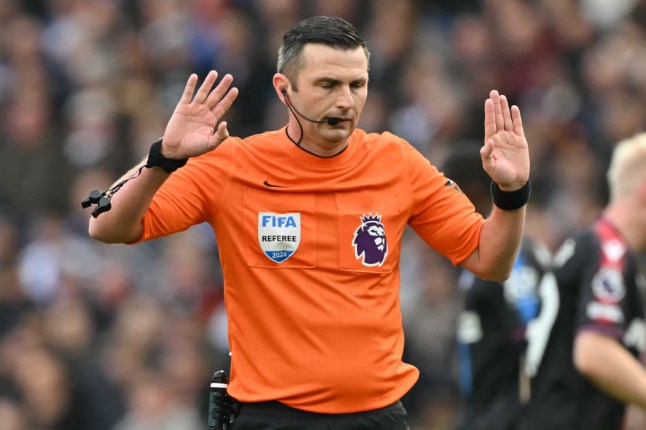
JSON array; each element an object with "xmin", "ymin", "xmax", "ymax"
[{"xmin": 352, "ymin": 213, "xmax": 388, "ymax": 267}]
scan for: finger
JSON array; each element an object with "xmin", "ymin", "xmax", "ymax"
[
  {"xmin": 193, "ymin": 70, "xmax": 219, "ymax": 104},
  {"xmin": 211, "ymin": 86, "xmax": 239, "ymax": 119},
  {"xmin": 179, "ymin": 74, "xmax": 198, "ymax": 105},
  {"xmin": 484, "ymin": 98, "xmax": 495, "ymax": 140},
  {"xmin": 205, "ymin": 74, "xmax": 235, "ymax": 110},
  {"xmin": 511, "ymin": 105, "xmax": 524, "ymax": 136},
  {"xmin": 491, "ymin": 90, "xmax": 504, "ymax": 131},
  {"xmin": 500, "ymin": 95, "xmax": 513, "ymax": 131}
]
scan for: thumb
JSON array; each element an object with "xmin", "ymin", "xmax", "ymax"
[
  {"xmin": 207, "ymin": 122, "xmax": 229, "ymax": 151},
  {"xmin": 480, "ymin": 139, "xmax": 495, "ymax": 171},
  {"xmin": 480, "ymin": 138, "xmax": 494, "ymax": 160}
]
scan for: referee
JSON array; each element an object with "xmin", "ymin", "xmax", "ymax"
[{"xmin": 86, "ymin": 16, "xmax": 531, "ymax": 429}]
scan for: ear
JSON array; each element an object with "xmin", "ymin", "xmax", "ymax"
[{"xmin": 273, "ymin": 73, "xmax": 290, "ymax": 104}]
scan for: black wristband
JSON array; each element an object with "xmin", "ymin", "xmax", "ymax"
[
  {"xmin": 146, "ymin": 138, "xmax": 188, "ymax": 173},
  {"xmin": 490, "ymin": 180, "xmax": 531, "ymax": 211}
]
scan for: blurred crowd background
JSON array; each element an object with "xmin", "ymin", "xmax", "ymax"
[{"xmin": 1, "ymin": 0, "xmax": 646, "ymax": 429}]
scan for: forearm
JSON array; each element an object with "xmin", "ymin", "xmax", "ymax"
[
  {"xmin": 86, "ymin": 70, "xmax": 236, "ymax": 243},
  {"xmin": 575, "ymin": 331, "xmax": 646, "ymax": 409},
  {"xmin": 461, "ymin": 204, "xmax": 526, "ymax": 281},
  {"xmin": 88, "ymin": 161, "xmax": 171, "ymax": 243}
]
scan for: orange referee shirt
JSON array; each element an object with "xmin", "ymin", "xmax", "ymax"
[{"xmin": 136, "ymin": 128, "xmax": 484, "ymax": 413}]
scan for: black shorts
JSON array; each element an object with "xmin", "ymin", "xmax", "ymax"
[{"xmin": 230, "ymin": 400, "xmax": 410, "ymax": 430}]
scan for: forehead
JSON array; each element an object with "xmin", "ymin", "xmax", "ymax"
[{"xmin": 299, "ymin": 44, "xmax": 369, "ymax": 80}]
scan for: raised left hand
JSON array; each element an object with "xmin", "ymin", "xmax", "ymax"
[{"xmin": 480, "ymin": 90, "xmax": 530, "ymax": 191}]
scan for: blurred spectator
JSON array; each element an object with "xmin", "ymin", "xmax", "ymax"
[
  {"xmin": 0, "ymin": 398, "xmax": 28, "ymax": 430},
  {"xmin": 113, "ymin": 369, "xmax": 203, "ymax": 430}
]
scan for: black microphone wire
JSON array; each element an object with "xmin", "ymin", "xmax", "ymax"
[
  {"xmin": 283, "ymin": 91, "xmax": 306, "ymax": 147},
  {"xmin": 281, "ymin": 89, "xmax": 348, "ymax": 158}
]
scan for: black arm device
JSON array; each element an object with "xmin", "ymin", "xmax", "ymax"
[{"xmin": 208, "ymin": 370, "xmax": 231, "ymax": 430}]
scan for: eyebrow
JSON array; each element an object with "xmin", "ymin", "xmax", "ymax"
[{"xmin": 314, "ymin": 77, "xmax": 368, "ymax": 86}]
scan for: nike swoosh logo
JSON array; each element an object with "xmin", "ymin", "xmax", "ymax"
[{"xmin": 263, "ymin": 181, "xmax": 285, "ymax": 188}]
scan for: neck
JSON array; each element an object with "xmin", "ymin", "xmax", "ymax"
[{"xmin": 285, "ymin": 121, "xmax": 349, "ymax": 158}]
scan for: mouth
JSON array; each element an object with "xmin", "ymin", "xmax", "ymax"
[{"xmin": 327, "ymin": 117, "xmax": 351, "ymax": 126}]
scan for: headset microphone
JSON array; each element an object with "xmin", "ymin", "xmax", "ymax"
[{"xmin": 281, "ymin": 87, "xmax": 342, "ymax": 126}]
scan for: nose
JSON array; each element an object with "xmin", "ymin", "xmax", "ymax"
[{"xmin": 335, "ymin": 86, "xmax": 354, "ymax": 110}]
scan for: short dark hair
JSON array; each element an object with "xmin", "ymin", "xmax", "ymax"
[{"xmin": 277, "ymin": 16, "xmax": 369, "ymax": 85}]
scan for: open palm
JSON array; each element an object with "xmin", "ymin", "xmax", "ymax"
[
  {"xmin": 162, "ymin": 70, "xmax": 239, "ymax": 159},
  {"xmin": 480, "ymin": 90, "xmax": 530, "ymax": 190}
]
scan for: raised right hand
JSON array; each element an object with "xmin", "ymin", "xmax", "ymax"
[{"xmin": 161, "ymin": 70, "xmax": 239, "ymax": 159}]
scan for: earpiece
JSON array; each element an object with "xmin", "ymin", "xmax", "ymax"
[{"xmin": 280, "ymin": 87, "xmax": 287, "ymax": 95}]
